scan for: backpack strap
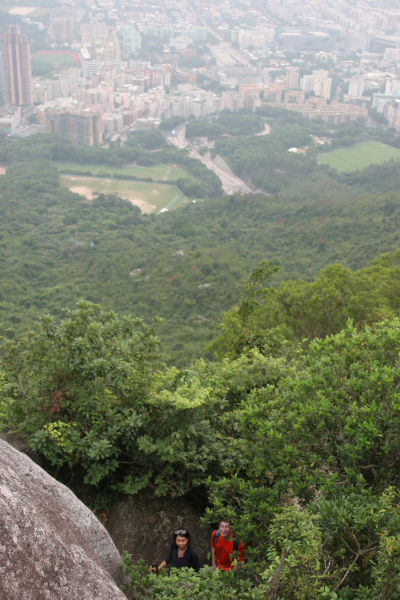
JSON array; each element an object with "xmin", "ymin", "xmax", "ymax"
[
  {"xmin": 212, "ymin": 529, "xmax": 221, "ymax": 547},
  {"xmin": 213, "ymin": 529, "xmax": 239, "ymax": 551}
]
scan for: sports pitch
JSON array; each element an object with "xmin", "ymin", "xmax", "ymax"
[
  {"xmin": 318, "ymin": 140, "xmax": 400, "ymax": 172},
  {"xmin": 60, "ymin": 175, "xmax": 186, "ymax": 214}
]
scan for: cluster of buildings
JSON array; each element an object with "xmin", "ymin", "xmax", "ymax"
[{"xmin": 1, "ymin": 0, "xmax": 400, "ymax": 143}]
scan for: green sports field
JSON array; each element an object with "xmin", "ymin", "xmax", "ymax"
[
  {"xmin": 60, "ymin": 175, "xmax": 187, "ymax": 214},
  {"xmin": 318, "ymin": 141, "xmax": 400, "ymax": 172}
]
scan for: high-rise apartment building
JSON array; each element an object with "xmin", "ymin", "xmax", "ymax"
[
  {"xmin": 348, "ymin": 74, "xmax": 365, "ymax": 98},
  {"xmin": 286, "ymin": 66, "xmax": 300, "ymax": 90},
  {"xmin": 300, "ymin": 70, "xmax": 332, "ymax": 101},
  {"xmin": 0, "ymin": 25, "xmax": 32, "ymax": 106},
  {"xmin": 45, "ymin": 111, "xmax": 103, "ymax": 146},
  {"xmin": 118, "ymin": 26, "xmax": 142, "ymax": 59},
  {"xmin": 313, "ymin": 71, "xmax": 332, "ymax": 101},
  {"xmin": 48, "ymin": 16, "xmax": 76, "ymax": 45}
]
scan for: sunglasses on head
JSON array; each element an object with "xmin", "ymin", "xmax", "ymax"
[{"xmin": 175, "ymin": 529, "xmax": 189, "ymax": 536}]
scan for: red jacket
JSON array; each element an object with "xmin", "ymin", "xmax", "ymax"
[{"xmin": 212, "ymin": 530, "xmax": 245, "ymax": 571}]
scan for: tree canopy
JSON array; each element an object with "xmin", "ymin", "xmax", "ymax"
[{"xmin": 2, "ymin": 109, "xmax": 400, "ymax": 597}]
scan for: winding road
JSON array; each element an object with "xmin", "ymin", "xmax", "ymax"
[{"xmin": 167, "ymin": 125, "xmax": 253, "ymax": 195}]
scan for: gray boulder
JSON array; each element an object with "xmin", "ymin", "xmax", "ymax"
[{"xmin": 0, "ymin": 439, "xmax": 127, "ymax": 600}]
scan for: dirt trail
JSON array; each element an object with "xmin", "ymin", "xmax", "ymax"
[
  {"xmin": 256, "ymin": 123, "xmax": 271, "ymax": 136},
  {"xmin": 125, "ymin": 196, "xmax": 156, "ymax": 214},
  {"xmin": 69, "ymin": 186, "xmax": 95, "ymax": 199}
]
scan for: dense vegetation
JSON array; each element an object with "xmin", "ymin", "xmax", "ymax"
[
  {"xmin": 0, "ymin": 132, "xmax": 222, "ymax": 200},
  {"xmin": 211, "ymin": 253, "xmax": 400, "ymax": 357},
  {"xmin": 1, "ymin": 118, "xmax": 400, "ymax": 363},
  {"xmin": 2, "ymin": 107, "xmax": 400, "ymax": 597},
  {"xmin": 181, "ymin": 108, "xmax": 400, "ymax": 202},
  {"xmin": 186, "ymin": 112, "xmax": 264, "ymax": 139},
  {"xmin": 3, "ymin": 295, "xmax": 400, "ymax": 598}
]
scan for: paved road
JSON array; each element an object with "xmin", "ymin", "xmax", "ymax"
[
  {"xmin": 167, "ymin": 125, "xmax": 252, "ymax": 195},
  {"xmin": 192, "ymin": 147, "xmax": 252, "ymax": 195},
  {"xmin": 168, "ymin": 124, "xmax": 188, "ymax": 149}
]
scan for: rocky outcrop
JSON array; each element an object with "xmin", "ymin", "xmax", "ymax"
[
  {"xmin": 0, "ymin": 439, "xmax": 127, "ymax": 600},
  {"xmin": 0, "ymin": 431, "xmax": 33, "ymax": 455},
  {"xmin": 106, "ymin": 494, "xmax": 211, "ymax": 567}
]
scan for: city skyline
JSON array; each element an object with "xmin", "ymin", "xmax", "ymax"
[{"xmin": 1, "ymin": 0, "xmax": 400, "ymax": 140}]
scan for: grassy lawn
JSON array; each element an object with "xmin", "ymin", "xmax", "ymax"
[
  {"xmin": 56, "ymin": 161, "xmax": 193, "ymax": 182},
  {"xmin": 60, "ymin": 175, "xmax": 187, "ymax": 214},
  {"xmin": 318, "ymin": 141, "xmax": 400, "ymax": 172}
]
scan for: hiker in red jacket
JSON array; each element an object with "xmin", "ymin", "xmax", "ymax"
[{"xmin": 211, "ymin": 520, "xmax": 245, "ymax": 571}]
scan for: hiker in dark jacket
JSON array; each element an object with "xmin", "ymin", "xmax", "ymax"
[{"xmin": 150, "ymin": 528, "xmax": 200, "ymax": 572}]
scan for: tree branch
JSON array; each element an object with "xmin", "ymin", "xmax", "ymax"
[{"xmin": 333, "ymin": 545, "xmax": 378, "ymax": 592}]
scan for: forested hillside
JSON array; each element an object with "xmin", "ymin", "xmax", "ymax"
[
  {"xmin": 1, "ymin": 118, "xmax": 400, "ymax": 364},
  {"xmin": 2, "ymin": 108, "xmax": 400, "ymax": 597}
]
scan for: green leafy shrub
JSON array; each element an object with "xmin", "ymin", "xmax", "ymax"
[
  {"xmin": 122, "ymin": 554, "xmax": 264, "ymax": 600},
  {"xmin": 1, "ymin": 301, "xmax": 160, "ymax": 489}
]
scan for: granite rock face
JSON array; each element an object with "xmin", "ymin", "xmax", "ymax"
[
  {"xmin": 106, "ymin": 493, "xmax": 211, "ymax": 567},
  {"xmin": 0, "ymin": 439, "xmax": 127, "ymax": 600}
]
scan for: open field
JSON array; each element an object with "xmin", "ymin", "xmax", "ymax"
[
  {"xmin": 60, "ymin": 175, "xmax": 187, "ymax": 214},
  {"xmin": 56, "ymin": 161, "xmax": 193, "ymax": 182},
  {"xmin": 9, "ymin": 6, "xmax": 36, "ymax": 15},
  {"xmin": 4, "ymin": 1, "xmax": 50, "ymax": 16},
  {"xmin": 318, "ymin": 141, "xmax": 400, "ymax": 172}
]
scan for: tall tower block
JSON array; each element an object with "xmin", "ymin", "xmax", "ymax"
[
  {"xmin": 286, "ymin": 66, "xmax": 300, "ymax": 90},
  {"xmin": 1, "ymin": 25, "xmax": 32, "ymax": 105}
]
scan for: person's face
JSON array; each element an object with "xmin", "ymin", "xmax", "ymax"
[
  {"xmin": 176, "ymin": 535, "xmax": 189, "ymax": 550},
  {"xmin": 219, "ymin": 521, "xmax": 231, "ymax": 538}
]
